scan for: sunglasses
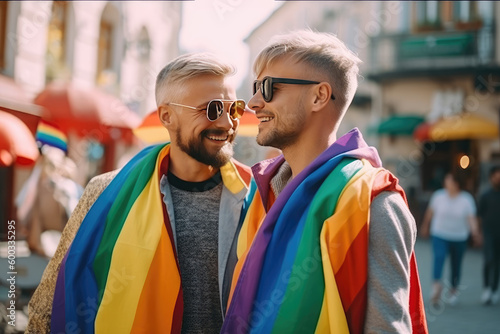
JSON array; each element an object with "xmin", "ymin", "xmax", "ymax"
[
  {"xmin": 166, "ymin": 99, "xmax": 246, "ymax": 121},
  {"xmin": 253, "ymin": 76, "xmax": 335, "ymax": 102}
]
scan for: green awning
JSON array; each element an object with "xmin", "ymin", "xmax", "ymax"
[{"xmin": 369, "ymin": 115, "xmax": 425, "ymax": 136}]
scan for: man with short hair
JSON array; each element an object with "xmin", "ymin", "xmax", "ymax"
[
  {"xmin": 222, "ymin": 30, "xmax": 428, "ymax": 333},
  {"xmin": 26, "ymin": 53, "xmax": 251, "ymax": 333},
  {"xmin": 479, "ymin": 165, "xmax": 500, "ymax": 305}
]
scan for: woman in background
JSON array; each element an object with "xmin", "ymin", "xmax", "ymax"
[{"xmin": 421, "ymin": 173, "xmax": 480, "ymax": 305}]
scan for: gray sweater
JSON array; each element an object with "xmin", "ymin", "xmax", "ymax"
[{"xmin": 168, "ymin": 172, "xmax": 224, "ymax": 334}]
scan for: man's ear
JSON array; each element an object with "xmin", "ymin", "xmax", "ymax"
[
  {"xmin": 158, "ymin": 104, "xmax": 172, "ymax": 127},
  {"xmin": 311, "ymin": 82, "xmax": 332, "ymax": 112}
]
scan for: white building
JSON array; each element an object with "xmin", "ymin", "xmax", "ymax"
[
  {"xmin": 0, "ymin": 1, "xmax": 181, "ymax": 227},
  {"xmin": 1, "ymin": 1, "xmax": 181, "ymax": 115}
]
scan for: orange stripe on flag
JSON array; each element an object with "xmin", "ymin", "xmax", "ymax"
[{"xmin": 131, "ymin": 227, "xmax": 181, "ymax": 332}]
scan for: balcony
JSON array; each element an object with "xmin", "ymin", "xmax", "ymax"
[{"xmin": 367, "ymin": 25, "xmax": 500, "ymax": 81}]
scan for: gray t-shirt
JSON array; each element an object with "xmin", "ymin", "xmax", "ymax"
[{"xmin": 168, "ymin": 171, "xmax": 223, "ymax": 334}]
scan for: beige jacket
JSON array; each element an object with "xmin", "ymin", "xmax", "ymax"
[{"xmin": 26, "ymin": 171, "xmax": 117, "ymax": 334}]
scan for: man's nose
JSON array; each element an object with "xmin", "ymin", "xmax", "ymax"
[
  {"xmin": 249, "ymin": 90, "xmax": 264, "ymax": 111},
  {"xmin": 214, "ymin": 106, "xmax": 234, "ymax": 129}
]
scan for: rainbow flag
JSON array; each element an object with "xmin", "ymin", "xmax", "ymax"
[
  {"xmin": 222, "ymin": 129, "xmax": 427, "ymax": 333},
  {"xmin": 51, "ymin": 143, "xmax": 182, "ymax": 333},
  {"xmin": 51, "ymin": 142, "xmax": 252, "ymax": 333},
  {"xmin": 36, "ymin": 120, "xmax": 68, "ymax": 152}
]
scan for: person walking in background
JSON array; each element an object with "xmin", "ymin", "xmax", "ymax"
[
  {"xmin": 16, "ymin": 146, "xmax": 83, "ymax": 257},
  {"xmin": 421, "ymin": 173, "xmax": 481, "ymax": 306},
  {"xmin": 26, "ymin": 53, "xmax": 252, "ymax": 333},
  {"xmin": 478, "ymin": 165, "xmax": 500, "ymax": 305},
  {"xmin": 222, "ymin": 30, "xmax": 428, "ymax": 333}
]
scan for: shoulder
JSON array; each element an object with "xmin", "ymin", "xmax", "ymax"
[
  {"xmin": 429, "ymin": 189, "xmax": 446, "ymax": 203},
  {"xmin": 459, "ymin": 191, "xmax": 476, "ymax": 207},
  {"xmin": 371, "ymin": 191, "xmax": 414, "ymax": 224},
  {"xmin": 459, "ymin": 191, "xmax": 475, "ymax": 202},
  {"xmin": 74, "ymin": 170, "xmax": 120, "ymax": 214},
  {"xmin": 432, "ymin": 189, "xmax": 446, "ymax": 198},
  {"xmin": 86, "ymin": 170, "xmax": 120, "ymax": 190},
  {"xmin": 370, "ymin": 191, "xmax": 416, "ymax": 245}
]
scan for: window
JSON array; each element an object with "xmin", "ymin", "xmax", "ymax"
[
  {"xmin": 46, "ymin": 1, "xmax": 68, "ymax": 81},
  {"xmin": 97, "ymin": 20, "xmax": 113, "ymax": 79},
  {"xmin": 96, "ymin": 3, "xmax": 122, "ymax": 86},
  {"xmin": 454, "ymin": 1, "xmax": 480, "ymax": 23},
  {"xmin": 414, "ymin": 1, "xmax": 483, "ymax": 32},
  {"xmin": 0, "ymin": 1, "xmax": 7, "ymax": 70},
  {"xmin": 415, "ymin": 1, "xmax": 441, "ymax": 29}
]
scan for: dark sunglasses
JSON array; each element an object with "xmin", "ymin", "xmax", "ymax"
[
  {"xmin": 166, "ymin": 99, "xmax": 246, "ymax": 121},
  {"xmin": 253, "ymin": 76, "xmax": 335, "ymax": 102}
]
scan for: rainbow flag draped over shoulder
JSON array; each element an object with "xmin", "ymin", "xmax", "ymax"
[
  {"xmin": 51, "ymin": 143, "xmax": 184, "ymax": 333},
  {"xmin": 222, "ymin": 129, "xmax": 427, "ymax": 334}
]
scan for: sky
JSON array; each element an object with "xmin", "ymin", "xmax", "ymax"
[{"xmin": 180, "ymin": 0, "xmax": 282, "ymax": 87}]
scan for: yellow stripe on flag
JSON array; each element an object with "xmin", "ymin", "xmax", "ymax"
[{"xmin": 95, "ymin": 146, "xmax": 170, "ymax": 333}]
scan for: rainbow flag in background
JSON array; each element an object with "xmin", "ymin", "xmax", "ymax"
[
  {"xmin": 222, "ymin": 129, "xmax": 428, "ymax": 334},
  {"xmin": 36, "ymin": 120, "xmax": 68, "ymax": 152}
]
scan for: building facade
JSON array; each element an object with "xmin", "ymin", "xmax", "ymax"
[
  {"xmin": 242, "ymin": 1, "xmax": 500, "ymax": 223},
  {"xmin": 368, "ymin": 1, "xmax": 500, "ymax": 222},
  {"xmin": 0, "ymin": 1, "xmax": 181, "ymax": 229}
]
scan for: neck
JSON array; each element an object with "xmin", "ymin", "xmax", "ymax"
[
  {"xmin": 168, "ymin": 145, "xmax": 218, "ymax": 182},
  {"xmin": 281, "ymin": 130, "xmax": 337, "ymax": 178}
]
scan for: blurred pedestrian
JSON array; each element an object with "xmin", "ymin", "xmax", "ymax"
[
  {"xmin": 478, "ymin": 165, "xmax": 500, "ymax": 305},
  {"xmin": 421, "ymin": 172, "xmax": 480, "ymax": 306}
]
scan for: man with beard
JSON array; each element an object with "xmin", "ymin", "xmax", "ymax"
[
  {"xmin": 26, "ymin": 53, "xmax": 252, "ymax": 334},
  {"xmin": 222, "ymin": 31, "xmax": 428, "ymax": 334}
]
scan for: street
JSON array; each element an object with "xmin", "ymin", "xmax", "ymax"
[{"xmin": 415, "ymin": 239, "xmax": 500, "ymax": 334}]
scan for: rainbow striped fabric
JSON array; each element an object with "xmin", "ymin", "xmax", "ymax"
[
  {"xmin": 36, "ymin": 120, "xmax": 68, "ymax": 152},
  {"xmin": 51, "ymin": 143, "xmax": 184, "ymax": 333},
  {"xmin": 222, "ymin": 129, "xmax": 427, "ymax": 334},
  {"xmin": 51, "ymin": 141, "xmax": 252, "ymax": 333}
]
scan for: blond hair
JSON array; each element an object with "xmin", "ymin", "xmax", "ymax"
[
  {"xmin": 254, "ymin": 30, "xmax": 361, "ymax": 114},
  {"xmin": 155, "ymin": 52, "xmax": 236, "ymax": 105}
]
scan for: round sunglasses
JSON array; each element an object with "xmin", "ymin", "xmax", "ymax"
[
  {"xmin": 253, "ymin": 76, "xmax": 335, "ymax": 102},
  {"xmin": 166, "ymin": 99, "xmax": 246, "ymax": 121}
]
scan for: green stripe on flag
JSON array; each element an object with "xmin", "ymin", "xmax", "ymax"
[{"xmin": 272, "ymin": 158, "xmax": 363, "ymax": 333}]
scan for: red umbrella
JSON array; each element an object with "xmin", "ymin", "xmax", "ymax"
[
  {"xmin": 0, "ymin": 111, "xmax": 39, "ymax": 167},
  {"xmin": 0, "ymin": 74, "xmax": 43, "ymax": 134},
  {"xmin": 133, "ymin": 107, "xmax": 259, "ymax": 144},
  {"xmin": 34, "ymin": 82, "xmax": 141, "ymax": 143}
]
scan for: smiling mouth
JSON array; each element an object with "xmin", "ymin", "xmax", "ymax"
[
  {"xmin": 257, "ymin": 116, "xmax": 274, "ymax": 123},
  {"xmin": 206, "ymin": 134, "xmax": 229, "ymax": 141}
]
